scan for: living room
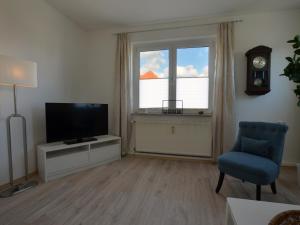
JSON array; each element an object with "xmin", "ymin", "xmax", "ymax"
[{"xmin": 0, "ymin": 0, "xmax": 300, "ymax": 224}]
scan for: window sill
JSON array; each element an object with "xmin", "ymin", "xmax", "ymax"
[{"xmin": 132, "ymin": 112, "xmax": 212, "ymax": 117}]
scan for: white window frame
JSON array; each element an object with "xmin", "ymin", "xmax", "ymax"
[{"xmin": 132, "ymin": 38, "xmax": 215, "ymax": 114}]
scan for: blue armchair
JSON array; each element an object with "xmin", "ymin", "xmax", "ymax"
[{"xmin": 216, "ymin": 121, "xmax": 288, "ymax": 200}]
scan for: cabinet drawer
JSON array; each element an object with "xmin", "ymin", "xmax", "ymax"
[
  {"xmin": 47, "ymin": 151, "xmax": 89, "ymax": 173},
  {"xmin": 90, "ymin": 143, "xmax": 120, "ymax": 164}
]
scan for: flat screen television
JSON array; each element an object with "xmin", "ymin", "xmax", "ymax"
[{"xmin": 45, "ymin": 103, "xmax": 108, "ymax": 144}]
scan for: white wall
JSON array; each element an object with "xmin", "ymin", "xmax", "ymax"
[
  {"xmin": 0, "ymin": 0, "xmax": 88, "ymax": 185},
  {"xmin": 235, "ymin": 10, "xmax": 300, "ymax": 164},
  {"xmin": 86, "ymin": 10, "xmax": 300, "ymax": 164},
  {"xmin": 85, "ymin": 32, "xmax": 117, "ymax": 133}
]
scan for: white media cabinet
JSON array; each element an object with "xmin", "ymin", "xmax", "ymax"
[{"xmin": 37, "ymin": 135, "xmax": 121, "ymax": 182}]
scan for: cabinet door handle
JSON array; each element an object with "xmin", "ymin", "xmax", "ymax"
[{"xmin": 171, "ymin": 126, "xmax": 175, "ymax": 134}]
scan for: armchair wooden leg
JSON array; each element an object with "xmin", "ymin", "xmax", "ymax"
[
  {"xmin": 256, "ymin": 185, "xmax": 261, "ymax": 201},
  {"xmin": 216, "ymin": 172, "xmax": 225, "ymax": 193},
  {"xmin": 270, "ymin": 182, "xmax": 277, "ymax": 194}
]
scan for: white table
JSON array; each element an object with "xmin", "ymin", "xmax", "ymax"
[{"xmin": 226, "ymin": 198, "xmax": 300, "ymax": 225}]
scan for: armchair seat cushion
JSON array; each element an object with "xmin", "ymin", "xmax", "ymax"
[{"xmin": 218, "ymin": 152, "xmax": 279, "ymax": 185}]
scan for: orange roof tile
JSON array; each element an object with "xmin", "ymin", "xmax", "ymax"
[{"xmin": 140, "ymin": 71, "xmax": 159, "ymax": 80}]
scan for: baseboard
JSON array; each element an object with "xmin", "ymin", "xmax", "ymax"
[
  {"xmin": 128, "ymin": 152, "xmax": 215, "ymax": 163},
  {"xmin": 129, "ymin": 153, "xmax": 297, "ymax": 167},
  {"xmin": 282, "ymin": 161, "xmax": 297, "ymax": 167},
  {"xmin": 0, "ymin": 171, "xmax": 38, "ymax": 191}
]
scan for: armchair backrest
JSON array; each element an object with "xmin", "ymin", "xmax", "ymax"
[{"xmin": 233, "ymin": 121, "xmax": 288, "ymax": 165}]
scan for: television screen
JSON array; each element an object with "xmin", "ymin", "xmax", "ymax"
[{"xmin": 45, "ymin": 103, "xmax": 108, "ymax": 143}]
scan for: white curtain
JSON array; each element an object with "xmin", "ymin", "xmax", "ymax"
[
  {"xmin": 113, "ymin": 33, "xmax": 132, "ymax": 156},
  {"xmin": 212, "ymin": 22, "xmax": 236, "ymax": 159}
]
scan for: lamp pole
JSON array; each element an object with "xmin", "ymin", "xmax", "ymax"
[
  {"xmin": 1, "ymin": 85, "xmax": 33, "ymax": 197},
  {"xmin": 7, "ymin": 84, "xmax": 29, "ymax": 185},
  {"xmin": 13, "ymin": 84, "xmax": 17, "ymax": 114},
  {"xmin": 0, "ymin": 55, "xmax": 38, "ymax": 198}
]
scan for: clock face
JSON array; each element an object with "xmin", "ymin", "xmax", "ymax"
[{"xmin": 253, "ymin": 56, "xmax": 266, "ymax": 69}]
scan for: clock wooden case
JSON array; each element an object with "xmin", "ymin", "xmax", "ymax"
[{"xmin": 245, "ymin": 45, "xmax": 272, "ymax": 95}]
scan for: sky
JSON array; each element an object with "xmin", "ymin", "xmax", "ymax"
[{"xmin": 140, "ymin": 47, "xmax": 209, "ymax": 78}]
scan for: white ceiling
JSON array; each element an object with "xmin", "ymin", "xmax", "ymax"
[{"xmin": 46, "ymin": 0, "xmax": 300, "ymax": 30}]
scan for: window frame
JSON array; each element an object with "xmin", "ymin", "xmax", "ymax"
[{"xmin": 132, "ymin": 38, "xmax": 215, "ymax": 114}]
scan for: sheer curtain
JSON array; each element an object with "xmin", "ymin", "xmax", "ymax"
[
  {"xmin": 113, "ymin": 33, "xmax": 132, "ymax": 156},
  {"xmin": 212, "ymin": 22, "xmax": 236, "ymax": 159}
]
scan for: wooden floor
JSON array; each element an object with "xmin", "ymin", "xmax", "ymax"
[{"xmin": 0, "ymin": 156, "xmax": 299, "ymax": 225}]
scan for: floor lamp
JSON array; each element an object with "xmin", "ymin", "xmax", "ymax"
[{"xmin": 0, "ymin": 55, "xmax": 38, "ymax": 198}]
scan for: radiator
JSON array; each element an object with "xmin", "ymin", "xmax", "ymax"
[{"xmin": 133, "ymin": 115, "xmax": 212, "ymax": 157}]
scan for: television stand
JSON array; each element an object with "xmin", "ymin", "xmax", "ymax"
[
  {"xmin": 64, "ymin": 137, "xmax": 97, "ymax": 145},
  {"xmin": 37, "ymin": 135, "xmax": 121, "ymax": 182}
]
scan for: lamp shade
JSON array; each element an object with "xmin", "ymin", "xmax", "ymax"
[{"xmin": 0, "ymin": 55, "xmax": 37, "ymax": 88}]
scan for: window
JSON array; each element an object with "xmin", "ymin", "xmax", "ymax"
[
  {"xmin": 176, "ymin": 47, "xmax": 209, "ymax": 109},
  {"xmin": 133, "ymin": 39, "xmax": 215, "ymax": 113},
  {"xmin": 139, "ymin": 50, "xmax": 169, "ymax": 108}
]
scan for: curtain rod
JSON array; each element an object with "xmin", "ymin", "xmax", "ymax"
[{"xmin": 113, "ymin": 19, "xmax": 243, "ymax": 35}]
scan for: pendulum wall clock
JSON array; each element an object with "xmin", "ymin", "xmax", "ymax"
[{"xmin": 245, "ymin": 46, "xmax": 272, "ymax": 95}]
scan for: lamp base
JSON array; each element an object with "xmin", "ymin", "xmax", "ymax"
[{"xmin": 0, "ymin": 180, "xmax": 38, "ymax": 198}]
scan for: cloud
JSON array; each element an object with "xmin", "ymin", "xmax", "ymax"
[
  {"xmin": 159, "ymin": 67, "xmax": 169, "ymax": 78},
  {"xmin": 202, "ymin": 65, "xmax": 209, "ymax": 76},
  {"xmin": 140, "ymin": 50, "xmax": 209, "ymax": 78},
  {"xmin": 177, "ymin": 65, "xmax": 199, "ymax": 77},
  {"xmin": 177, "ymin": 65, "xmax": 208, "ymax": 77},
  {"xmin": 140, "ymin": 51, "xmax": 166, "ymax": 76}
]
